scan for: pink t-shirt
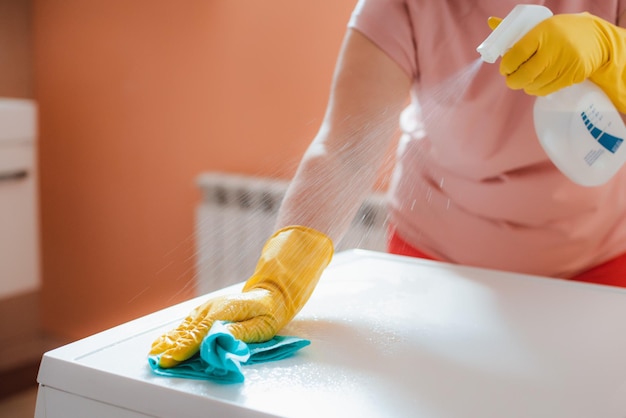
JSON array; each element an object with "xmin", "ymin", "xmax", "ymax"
[{"xmin": 349, "ymin": 0, "xmax": 626, "ymax": 278}]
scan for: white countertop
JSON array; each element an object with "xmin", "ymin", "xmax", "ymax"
[{"xmin": 36, "ymin": 250, "xmax": 626, "ymax": 418}]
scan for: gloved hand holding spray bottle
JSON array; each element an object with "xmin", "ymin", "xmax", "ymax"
[{"xmin": 477, "ymin": 4, "xmax": 626, "ymax": 186}]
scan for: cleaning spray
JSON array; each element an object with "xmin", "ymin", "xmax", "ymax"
[{"xmin": 476, "ymin": 4, "xmax": 626, "ymax": 187}]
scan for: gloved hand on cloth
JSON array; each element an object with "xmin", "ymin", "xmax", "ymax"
[
  {"xmin": 488, "ymin": 12, "xmax": 626, "ymax": 113},
  {"xmin": 149, "ymin": 225, "xmax": 334, "ymax": 368}
]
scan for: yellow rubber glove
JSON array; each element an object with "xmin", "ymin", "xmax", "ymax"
[
  {"xmin": 487, "ymin": 16, "xmax": 502, "ymax": 31},
  {"xmin": 492, "ymin": 13, "xmax": 626, "ymax": 113},
  {"xmin": 149, "ymin": 225, "xmax": 333, "ymax": 368}
]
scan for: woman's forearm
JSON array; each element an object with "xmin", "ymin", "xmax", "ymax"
[
  {"xmin": 275, "ymin": 28, "xmax": 411, "ymax": 244},
  {"xmin": 275, "ymin": 113, "xmax": 400, "ymax": 244}
]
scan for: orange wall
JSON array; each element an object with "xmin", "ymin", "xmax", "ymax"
[
  {"xmin": 34, "ymin": 1, "xmax": 357, "ymax": 341},
  {"xmin": 0, "ymin": 0, "xmax": 33, "ymax": 98}
]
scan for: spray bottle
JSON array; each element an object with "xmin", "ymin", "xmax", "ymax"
[{"xmin": 476, "ymin": 4, "xmax": 626, "ymax": 187}]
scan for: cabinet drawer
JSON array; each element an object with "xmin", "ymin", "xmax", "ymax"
[{"xmin": 0, "ymin": 142, "xmax": 39, "ymax": 298}]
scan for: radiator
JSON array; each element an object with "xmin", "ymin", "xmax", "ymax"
[{"xmin": 194, "ymin": 172, "xmax": 388, "ymax": 294}]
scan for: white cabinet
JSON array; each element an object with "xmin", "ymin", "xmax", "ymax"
[
  {"xmin": 35, "ymin": 251, "xmax": 626, "ymax": 418},
  {"xmin": 0, "ymin": 99, "xmax": 38, "ymax": 298}
]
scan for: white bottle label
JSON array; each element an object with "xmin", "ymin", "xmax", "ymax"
[
  {"xmin": 580, "ymin": 104, "xmax": 624, "ymax": 157},
  {"xmin": 534, "ymin": 80, "xmax": 626, "ymax": 186}
]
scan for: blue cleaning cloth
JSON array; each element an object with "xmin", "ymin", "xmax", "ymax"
[{"xmin": 148, "ymin": 321, "xmax": 310, "ymax": 383}]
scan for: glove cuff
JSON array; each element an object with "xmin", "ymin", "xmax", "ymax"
[
  {"xmin": 243, "ymin": 225, "xmax": 334, "ymax": 313},
  {"xmin": 587, "ymin": 15, "xmax": 626, "ymax": 113}
]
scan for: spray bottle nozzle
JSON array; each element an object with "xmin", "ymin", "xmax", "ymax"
[{"xmin": 476, "ymin": 4, "xmax": 553, "ymax": 63}]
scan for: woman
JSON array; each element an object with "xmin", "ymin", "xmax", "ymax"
[{"xmin": 150, "ymin": 0, "xmax": 626, "ymax": 368}]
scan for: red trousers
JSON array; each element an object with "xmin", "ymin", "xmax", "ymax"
[{"xmin": 387, "ymin": 230, "xmax": 626, "ymax": 289}]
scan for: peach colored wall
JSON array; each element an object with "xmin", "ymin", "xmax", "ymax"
[
  {"xmin": 34, "ymin": 1, "xmax": 357, "ymax": 340},
  {"xmin": 0, "ymin": 0, "xmax": 33, "ymax": 98}
]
